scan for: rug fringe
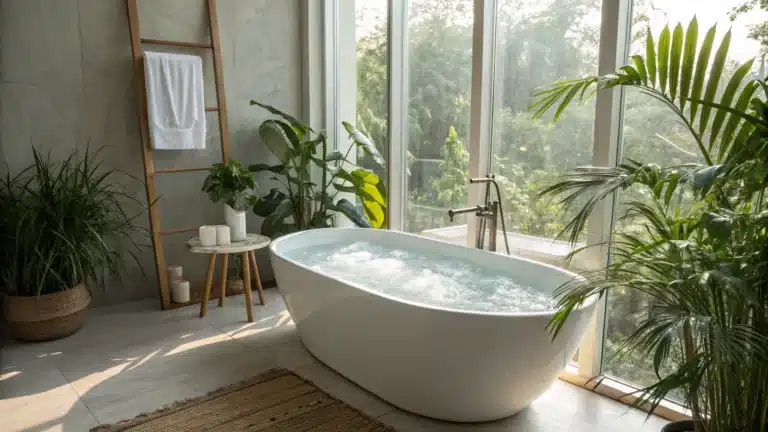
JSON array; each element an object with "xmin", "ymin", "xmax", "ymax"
[
  {"xmin": 90, "ymin": 368, "xmax": 290, "ymax": 432},
  {"xmin": 89, "ymin": 368, "xmax": 396, "ymax": 431}
]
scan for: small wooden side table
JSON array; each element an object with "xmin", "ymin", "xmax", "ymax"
[{"xmin": 187, "ymin": 233, "xmax": 271, "ymax": 323}]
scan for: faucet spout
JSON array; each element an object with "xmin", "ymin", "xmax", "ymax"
[
  {"xmin": 445, "ymin": 173, "xmax": 511, "ymax": 255},
  {"xmin": 447, "ymin": 205, "xmax": 484, "ymax": 222}
]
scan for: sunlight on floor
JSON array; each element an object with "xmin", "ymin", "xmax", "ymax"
[
  {"xmin": 0, "ymin": 370, "xmax": 22, "ymax": 381},
  {"xmin": 127, "ymin": 349, "xmax": 161, "ymax": 371},
  {"xmin": 69, "ymin": 363, "xmax": 131, "ymax": 394},
  {"xmin": 164, "ymin": 333, "xmax": 232, "ymax": 356},
  {"xmin": 220, "ymin": 310, "xmax": 292, "ymax": 339}
]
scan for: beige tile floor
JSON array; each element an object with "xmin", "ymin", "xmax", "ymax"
[{"xmin": 0, "ymin": 289, "xmax": 668, "ymax": 432}]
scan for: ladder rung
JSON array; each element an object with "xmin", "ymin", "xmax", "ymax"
[
  {"xmin": 140, "ymin": 38, "xmax": 213, "ymax": 49},
  {"xmin": 160, "ymin": 226, "xmax": 199, "ymax": 235},
  {"xmin": 156, "ymin": 166, "xmax": 209, "ymax": 174},
  {"xmin": 205, "ymin": 107, "xmax": 219, "ymax": 112}
]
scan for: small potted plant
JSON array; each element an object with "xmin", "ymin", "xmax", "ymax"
[
  {"xmin": 202, "ymin": 160, "xmax": 258, "ymax": 241},
  {"xmin": 1, "ymin": 148, "xmax": 147, "ymax": 341}
]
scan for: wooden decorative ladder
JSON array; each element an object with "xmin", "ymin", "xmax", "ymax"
[{"xmin": 126, "ymin": 0, "xmax": 230, "ymax": 310}]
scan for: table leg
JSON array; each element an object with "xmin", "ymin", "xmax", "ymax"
[
  {"xmin": 199, "ymin": 253, "xmax": 217, "ymax": 318},
  {"xmin": 218, "ymin": 253, "xmax": 228, "ymax": 307},
  {"xmin": 249, "ymin": 250, "xmax": 265, "ymax": 306},
  {"xmin": 241, "ymin": 252, "xmax": 254, "ymax": 323}
]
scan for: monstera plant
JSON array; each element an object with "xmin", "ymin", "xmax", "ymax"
[
  {"xmin": 249, "ymin": 101, "xmax": 387, "ymax": 238},
  {"xmin": 533, "ymin": 19, "xmax": 768, "ymax": 432}
]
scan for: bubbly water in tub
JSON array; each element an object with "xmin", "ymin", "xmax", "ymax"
[{"xmin": 287, "ymin": 241, "xmax": 554, "ymax": 313}]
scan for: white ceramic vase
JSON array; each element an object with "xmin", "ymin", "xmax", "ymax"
[{"xmin": 225, "ymin": 205, "xmax": 247, "ymax": 241}]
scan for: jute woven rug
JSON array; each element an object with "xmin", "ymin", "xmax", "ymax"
[{"xmin": 90, "ymin": 368, "xmax": 395, "ymax": 431}]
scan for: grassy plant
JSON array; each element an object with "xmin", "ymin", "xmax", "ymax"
[
  {"xmin": 0, "ymin": 148, "xmax": 149, "ymax": 297},
  {"xmin": 533, "ymin": 19, "xmax": 768, "ymax": 431}
]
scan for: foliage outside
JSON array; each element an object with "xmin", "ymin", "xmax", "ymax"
[
  {"xmin": 535, "ymin": 19, "xmax": 768, "ymax": 431},
  {"xmin": 249, "ymin": 101, "xmax": 387, "ymax": 238},
  {"xmin": 202, "ymin": 160, "xmax": 258, "ymax": 212},
  {"xmin": 0, "ymin": 149, "xmax": 148, "ymax": 297}
]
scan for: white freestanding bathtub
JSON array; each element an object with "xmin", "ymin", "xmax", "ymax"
[{"xmin": 270, "ymin": 228, "xmax": 597, "ymax": 422}]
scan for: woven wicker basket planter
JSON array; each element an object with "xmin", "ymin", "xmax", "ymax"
[
  {"xmin": 227, "ymin": 278, "xmax": 245, "ymax": 295},
  {"xmin": 3, "ymin": 284, "xmax": 91, "ymax": 342}
]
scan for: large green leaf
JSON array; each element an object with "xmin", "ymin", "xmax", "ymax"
[
  {"xmin": 690, "ymin": 25, "xmax": 717, "ymax": 121},
  {"xmin": 645, "ymin": 28, "xmax": 657, "ymax": 87},
  {"xmin": 350, "ymin": 169, "xmax": 386, "ymax": 228},
  {"xmin": 699, "ymin": 29, "xmax": 732, "ymax": 136},
  {"xmin": 719, "ymin": 82, "xmax": 759, "ymax": 161},
  {"xmin": 693, "ymin": 165, "xmax": 724, "ymax": 196},
  {"xmin": 632, "ymin": 56, "xmax": 648, "ymax": 86},
  {"xmin": 330, "ymin": 168, "xmax": 386, "ymax": 228},
  {"xmin": 678, "ymin": 18, "xmax": 698, "ymax": 111},
  {"xmin": 708, "ymin": 58, "xmax": 755, "ymax": 151},
  {"xmin": 252, "ymin": 188, "xmax": 287, "ymax": 217},
  {"xmin": 553, "ymin": 84, "xmax": 585, "ymax": 122},
  {"xmin": 657, "ymin": 26, "xmax": 671, "ymax": 95},
  {"xmin": 668, "ymin": 23, "xmax": 684, "ymax": 100},
  {"xmin": 248, "ymin": 163, "xmax": 286, "ymax": 174},
  {"xmin": 328, "ymin": 198, "xmax": 371, "ymax": 228},
  {"xmin": 330, "ymin": 166, "xmax": 358, "ymax": 187},
  {"xmin": 342, "ymin": 121, "xmax": 385, "ymax": 166},
  {"xmin": 260, "ymin": 198, "xmax": 295, "ymax": 238},
  {"xmin": 250, "ymin": 101, "xmax": 312, "ymax": 137},
  {"xmin": 258, "ymin": 120, "xmax": 299, "ymax": 164}
]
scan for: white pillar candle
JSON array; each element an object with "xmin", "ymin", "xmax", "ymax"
[
  {"xmin": 167, "ymin": 265, "xmax": 183, "ymax": 282},
  {"xmin": 216, "ymin": 225, "xmax": 231, "ymax": 245},
  {"xmin": 171, "ymin": 280, "xmax": 190, "ymax": 303},
  {"xmin": 199, "ymin": 226, "xmax": 217, "ymax": 247}
]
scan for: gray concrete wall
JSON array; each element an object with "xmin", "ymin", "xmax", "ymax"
[{"xmin": 0, "ymin": 0, "xmax": 301, "ymax": 306}]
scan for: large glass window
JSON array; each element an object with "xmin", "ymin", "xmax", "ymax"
[
  {"xmin": 356, "ymin": 0, "xmax": 389, "ymax": 205},
  {"xmin": 404, "ymin": 0, "xmax": 474, "ymax": 235},
  {"xmin": 489, "ymin": 0, "xmax": 602, "ymax": 258},
  {"xmin": 329, "ymin": 0, "xmax": 767, "ymax": 401},
  {"xmin": 602, "ymin": 0, "xmax": 766, "ymax": 389}
]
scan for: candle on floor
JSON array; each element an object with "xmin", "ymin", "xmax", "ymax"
[
  {"xmin": 199, "ymin": 226, "xmax": 217, "ymax": 247},
  {"xmin": 172, "ymin": 280, "xmax": 190, "ymax": 303},
  {"xmin": 216, "ymin": 225, "xmax": 231, "ymax": 245}
]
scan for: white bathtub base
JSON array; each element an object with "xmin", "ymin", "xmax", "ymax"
[{"xmin": 270, "ymin": 228, "xmax": 597, "ymax": 422}]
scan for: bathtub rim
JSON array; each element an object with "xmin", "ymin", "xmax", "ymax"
[{"xmin": 269, "ymin": 227, "xmax": 598, "ymax": 318}]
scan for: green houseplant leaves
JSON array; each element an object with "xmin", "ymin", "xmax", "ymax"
[
  {"xmin": 249, "ymin": 101, "xmax": 387, "ymax": 238},
  {"xmin": 532, "ymin": 19, "xmax": 768, "ymax": 432},
  {"xmin": 202, "ymin": 160, "xmax": 258, "ymax": 212}
]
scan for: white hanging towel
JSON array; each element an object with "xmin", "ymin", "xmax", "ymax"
[{"xmin": 143, "ymin": 51, "xmax": 206, "ymax": 150}]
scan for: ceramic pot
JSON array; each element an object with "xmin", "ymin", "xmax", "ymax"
[{"xmin": 225, "ymin": 205, "xmax": 247, "ymax": 241}]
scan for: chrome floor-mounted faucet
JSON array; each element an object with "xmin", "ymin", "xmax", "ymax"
[{"xmin": 448, "ymin": 175, "xmax": 510, "ymax": 254}]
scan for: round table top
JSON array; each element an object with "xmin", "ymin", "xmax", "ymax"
[{"xmin": 187, "ymin": 233, "xmax": 271, "ymax": 254}]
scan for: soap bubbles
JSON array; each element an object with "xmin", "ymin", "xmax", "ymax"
[{"xmin": 288, "ymin": 241, "xmax": 554, "ymax": 313}]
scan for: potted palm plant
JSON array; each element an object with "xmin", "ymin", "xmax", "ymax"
[
  {"xmin": 532, "ymin": 19, "xmax": 768, "ymax": 432},
  {"xmin": 1, "ymin": 149, "xmax": 147, "ymax": 341},
  {"xmin": 248, "ymin": 102, "xmax": 387, "ymax": 237},
  {"xmin": 202, "ymin": 160, "xmax": 258, "ymax": 241}
]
